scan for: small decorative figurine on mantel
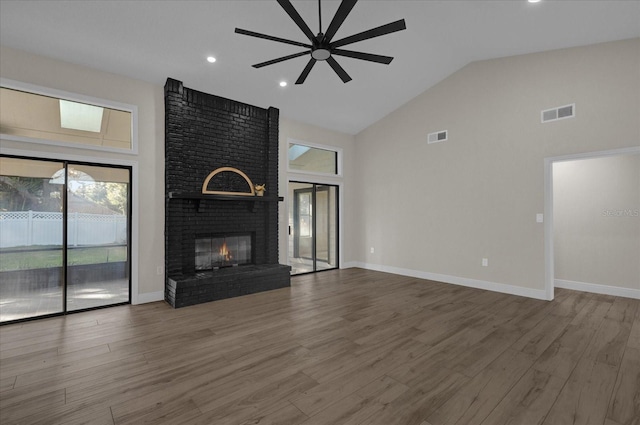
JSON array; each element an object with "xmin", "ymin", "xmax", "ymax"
[{"xmin": 254, "ymin": 184, "xmax": 266, "ymax": 197}]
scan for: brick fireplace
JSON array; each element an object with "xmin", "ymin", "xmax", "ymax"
[{"xmin": 164, "ymin": 78, "xmax": 290, "ymax": 308}]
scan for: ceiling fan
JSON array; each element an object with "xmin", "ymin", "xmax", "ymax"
[{"xmin": 235, "ymin": 0, "xmax": 407, "ymax": 84}]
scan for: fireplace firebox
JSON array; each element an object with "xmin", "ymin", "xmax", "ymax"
[{"xmin": 195, "ymin": 234, "xmax": 253, "ymax": 270}]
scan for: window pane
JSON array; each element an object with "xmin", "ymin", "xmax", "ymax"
[
  {"xmin": 0, "ymin": 157, "xmax": 65, "ymax": 322},
  {"xmin": 288, "ymin": 144, "xmax": 337, "ymax": 174},
  {"xmin": 66, "ymin": 164, "xmax": 130, "ymax": 311},
  {"xmin": 0, "ymin": 87, "xmax": 132, "ymax": 151},
  {"xmin": 315, "ymin": 185, "xmax": 338, "ymax": 271}
]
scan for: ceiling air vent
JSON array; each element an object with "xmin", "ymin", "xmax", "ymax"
[
  {"xmin": 428, "ymin": 130, "xmax": 448, "ymax": 144},
  {"xmin": 541, "ymin": 103, "xmax": 575, "ymax": 123}
]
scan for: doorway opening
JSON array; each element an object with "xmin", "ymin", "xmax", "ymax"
[
  {"xmin": 288, "ymin": 182, "xmax": 339, "ymax": 275},
  {"xmin": 0, "ymin": 155, "xmax": 131, "ymax": 323},
  {"xmin": 544, "ymin": 147, "xmax": 640, "ymax": 301}
]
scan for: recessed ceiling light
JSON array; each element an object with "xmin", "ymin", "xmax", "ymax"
[
  {"xmin": 279, "ymin": 81, "xmax": 287, "ymax": 87},
  {"xmin": 206, "ymin": 56, "xmax": 216, "ymax": 63},
  {"xmin": 528, "ymin": 0, "xmax": 541, "ymax": 3}
]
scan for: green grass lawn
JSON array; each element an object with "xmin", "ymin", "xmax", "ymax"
[{"xmin": 0, "ymin": 246, "xmax": 127, "ymax": 272}]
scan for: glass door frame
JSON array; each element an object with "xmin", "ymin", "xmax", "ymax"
[
  {"xmin": 0, "ymin": 154, "xmax": 132, "ymax": 324},
  {"xmin": 289, "ymin": 180, "xmax": 339, "ymax": 275}
]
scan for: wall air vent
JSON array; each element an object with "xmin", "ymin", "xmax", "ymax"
[
  {"xmin": 427, "ymin": 130, "xmax": 448, "ymax": 144},
  {"xmin": 541, "ymin": 103, "xmax": 575, "ymax": 123}
]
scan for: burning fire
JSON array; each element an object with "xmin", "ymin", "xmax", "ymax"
[{"xmin": 219, "ymin": 240, "xmax": 233, "ymax": 262}]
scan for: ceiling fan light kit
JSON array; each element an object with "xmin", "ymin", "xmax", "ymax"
[{"xmin": 235, "ymin": 0, "xmax": 407, "ymax": 84}]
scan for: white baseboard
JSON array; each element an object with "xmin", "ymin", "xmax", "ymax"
[
  {"xmin": 348, "ymin": 261, "xmax": 549, "ymax": 300},
  {"xmin": 133, "ymin": 290, "xmax": 165, "ymax": 305},
  {"xmin": 555, "ymin": 279, "xmax": 640, "ymax": 300}
]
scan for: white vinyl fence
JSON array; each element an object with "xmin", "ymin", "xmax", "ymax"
[{"xmin": 0, "ymin": 211, "xmax": 127, "ymax": 248}]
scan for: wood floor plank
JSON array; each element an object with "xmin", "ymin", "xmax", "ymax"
[
  {"xmin": 550, "ymin": 290, "xmax": 593, "ymax": 319},
  {"xmin": 447, "ymin": 326, "xmax": 522, "ymax": 378},
  {"xmin": 0, "ymin": 375, "xmax": 16, "ymax": 392},
  {"xmin": 234, "ymin": 401, "xmax": 308, "ymax": 425},
  {"xmin": 0, "ymin": 387, "xmax": 67, "ymax": 423},
  {"xmin": 291, "ymin": 337, "xmax": 428, "ymax": 417},
  {"xmin": 533, "ymin": 323, "xmax": 597, "ymax": 379},
  {"xmin": 568, "ymin": 296, "xmax": 614, "ymax": 331},
  {"xmin": 6, "ymin": 344, "xmax": 111, "ymax": 383},
  {"xmin": 606, "ymin": 347, "xmax": 640, "ymax": 425},
  {"xmin": 413, "ymin": 307, "xmax": 490, "ymax": 347},
  {"xmin": 479, "ymin": 369, "xmax": 566, "ymax": 425},
  {"xmin": 388, "ymin": 326, "xmax": 487, "ymax": 385},
  {"xmin": 194, "ymin": 370, "xmax": 317, "ymax": 418},
  {"xmin": 605, "ymin": 297, "xmax": 639, "ymax": 325},
  {"xmin": 363, "ymin": 367, "xmax": 469, "ymax": 425},
  {"xmin": 627, "ymin": 310, "xmax": 640, "ymax": 350},
  {"xmin": 5, "ymin": 401, "xmax": 116, "ymax": 425},
  {"xmin": 581, "ymin": 318, "xmax": 631, "ymax": 368},
  {"xmin": 0, "ymin": 270, "xmax": 636, "ymax": 425},
  {"xmin": 13, "ymin": 347, "xmax": 146, "ymax": 389},
  {"xmin": 113, "ymin": 398, "xmax": 202, "ymax": 425},
  {"xmin": 542, "ymin": 358, "xmax": 619, "ymax": 425},
  {"xmin": 426, "ymin": 349, "xmax": 536, "ymax": 425},
  {"xmin": 511, "ymin": 313, "xmax": 573, "ymax": 357},
  {"xmin": 298, "ymin": 376, "xmax": 409, "ymax": 425}
]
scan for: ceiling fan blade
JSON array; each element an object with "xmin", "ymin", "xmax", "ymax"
[
  {"xmin": 326, "ymin": 57, "xmax": 352, "ymax": 83},
  {"xmin": 277, "ymin": 0, "xmax": 316, "ymax": 42},
  {"xmin": 235, "ymin": 28, "xmax": 311, "ymax": 49},
  {"xmin": 323, "ymin": 0, "xmax": 358, "ymax": 43},
  {"xmin": 296, "ymin": 58, "xmax": 317, "ymax": 84},
  {"xmin": 253, "ymin": 51, "xmax": 310, "ymax": 68},
  {"xmin": 331, "ymin": 19, "xmax": 406, "ymax": 48},
  {"xmin": 331, "ymin": 49, "xmax": 393, "ymax": 64}
]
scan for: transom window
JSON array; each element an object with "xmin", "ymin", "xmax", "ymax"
[
  {"xmin": 0, "ymin": 86, "xmax": 134, "ymax": 153},
  {"xmin": 288, "ymin": 142, "xmax": 340, "ymax": 175}
]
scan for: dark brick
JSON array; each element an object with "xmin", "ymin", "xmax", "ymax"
[{"xmin": 164, "ymin": 79, "xmax": 289, "ymax": 308}]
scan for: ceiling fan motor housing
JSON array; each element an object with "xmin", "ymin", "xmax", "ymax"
[{"xmin": 312, "ymin": 34, "xmax": 331, "ymax": 60}]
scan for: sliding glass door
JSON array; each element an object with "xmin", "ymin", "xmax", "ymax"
[
  {"xmin": 0, "ymin": 158, "xmax": 65, "ymax": 321},
  {"xmin": 66, "ymin": 164, "xmax": 130, "ymax": 311},
  {"xmin": 0, "ymin": 156, "xmax": 130, "ymax": 323},
  {"xmin": 289, "ymin": 181, "xmax": 338, "ymax": 275}
]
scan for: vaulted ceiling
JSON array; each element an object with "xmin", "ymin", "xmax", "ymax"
[{"xmin": 1, "ymin": 1, "xmax": 638, "ymax": 134}]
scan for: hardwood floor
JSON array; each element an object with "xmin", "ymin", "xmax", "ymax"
[{"xmin": 1, "ymin": 268, "xmax": 638, "ymax": 425}]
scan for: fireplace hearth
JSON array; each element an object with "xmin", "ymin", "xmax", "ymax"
[{"xmin": 164, "ymin": 78, "xmax": 290, "ymax": 308}]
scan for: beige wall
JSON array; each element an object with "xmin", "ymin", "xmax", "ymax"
[
  {"xmin": 279, "ymin": 117, "xmax": 356, "ymax": 266},
  {"xmin": 554, "ymin": 154, "xmax": 640, "ymax": 290},
  {"xmin": 0, "ymin": 45, "xmax": 357, "ymax": 300},
  {"xmin": 0, "ymin": 45, "xmax": 165, "ymax": 300},
  {"xmin": 354, "ymin": 38, "xmax": 640, "ymax": 295},
  {"xmin": 2, "ymin": 37, "xmax": 638, "ymax": 302}
]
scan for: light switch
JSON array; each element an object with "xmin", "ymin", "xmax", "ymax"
[{"xmin": 536, "ymin": 213, "xmax": 544, "ymax": 223}]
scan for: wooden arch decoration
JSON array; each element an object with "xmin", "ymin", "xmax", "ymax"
[{"xmin": 201, "ymin": 167, "xmax": 255, "ymax": 196}]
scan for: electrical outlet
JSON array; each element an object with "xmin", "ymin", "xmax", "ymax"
[
  {"xmin": 156, "ymin": 266, "xmax": 163, "ymax": 275},
  {"xmin": 370, "ymin": 247, "xmax": 375, "ymax": 254},
  {"xmin": 482, "ymin": 258, "xmax": 488, "ymax": 267}
]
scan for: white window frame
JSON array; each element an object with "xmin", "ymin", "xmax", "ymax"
[
  {"xmin": 0, "ymin": 78, "xmax": 141, "ymax": 304},
  {"xmin": 0, "ymin": 78, "xmax": 139, "ymax": 155},
  {"xmin": 285, "ymin": 138, "xmax": 344, "ymax": 273},
  {"xmin": 0, "ymin": 146, "xmax": 140, "ymax": 304},
  {"xmin": 287, "ymin": 138, "xmax": 343, "ymax": 178}
]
